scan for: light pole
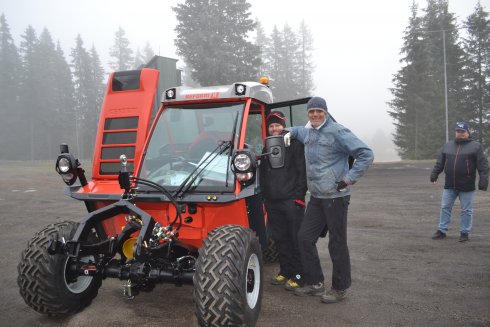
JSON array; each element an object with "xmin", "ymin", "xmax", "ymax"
[
  {"xmin": 419, "ymin": 28, "xmax": 452, "ymax": 142},
  {"xmin": 442, "ymin": 29, "xmax": 449, "ymax": 142}
]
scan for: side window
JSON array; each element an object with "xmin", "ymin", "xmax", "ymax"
[
  {"xmin": 290, "ymin": 103, "xmax": 309, "ymax": 127},
  {"xmin": 271, "ymin": 103, "xmax": 309, "ymax": 127},
  {"xmin": 244, "ymin": 104, "xmax": 264, "ymax": 154}
]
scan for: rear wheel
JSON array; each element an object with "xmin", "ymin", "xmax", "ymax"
[
  {"xmin": 193, "ymin": 225, "xmax": 263, "ymax": 326},
  {"xmin": 17, "ymin": 221, "xmax": 102, "ymax": 316}
]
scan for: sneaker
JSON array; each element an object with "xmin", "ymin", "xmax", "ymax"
[
  {"xmin": 432, "ymin": 230, "xmax": 446, "ymax": 240},
  {"xmin": 459, "ymin": 233, "xmax": 469, "ymax": 242},
  {"xmin": 293, "ymin": 282, "xmax": 325, "ymax": 297},
  {"xmin": 271, "ymin": 274, "xmax": 287, "ymax": 285},
  {"xmin": 321, "ymin": 289, "xmax": 347, "ymax": 304},
  {"xmin": 284, "ymin": 278, "xmax": 300, "ymax": 291}
]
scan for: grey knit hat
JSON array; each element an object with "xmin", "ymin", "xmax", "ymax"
[{"xmin": 306, "ymin": 97, "xmax": 328, "ymax": 113}]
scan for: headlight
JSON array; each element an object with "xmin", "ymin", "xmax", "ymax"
[
  {"xmin": 236, "ymin": 172, "xmax": 254, "ymax": 182},
  {"xmin": 58, "ymin": 157, "xmax": 71, "ymax": 173},
  {"xmin": 231, "ymin": 149, "xmax": 256, "ymax": 185},
  {"xmin": 234, "ymin": 153, "xmax": 251, "ymax": 172},
  {"xmin": 55, "ymin": 154, "xmax": 78, "ymax": 185}
]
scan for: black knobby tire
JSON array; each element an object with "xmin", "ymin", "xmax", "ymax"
[
  {"xmin": 193, "ymin": 225, "xmax": 263, "ymax": 327},
  {"xmin": 17, "ymin": 221, "xmax": 102, "ymax": 316},
  {"xmin": 262, "ymin": 238, "xmax": 279, "ymax": 264}
]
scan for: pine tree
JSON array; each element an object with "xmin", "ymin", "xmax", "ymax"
[
  {"xmin": 462, "ymin": 2, "xmax": 490, "ymax": 150},
  {"xmin": 278, "ymin": 23, "xmax": 300, "ymax": 101},
  {"xmin": 267, "ymin": 24, "xmax": 300, "ymax": 101},
  {"xmin": 71, "ymin": 34, "xmax": 92, "ymax": 158},
  {"xmin": 142, "ymin": 42, "xmax": 155, "ymax": 63},
  {"xmin": 18, "ymin": 25, "xmax": 39, "ymax": 160},
  {"xmin": 422, "ymin": 0, "xmax": 466, "ymax": 147},
  {"xmin": 0, "ymin": 14, "xmax": 21, "ymax": 159},
  {"xmin": 389, "ymin": 3, "xmax": 432, "ymax": 159},
  {"xmin": 34, "ymin": 28, "xmax": 65, "ymax": 159},
  {"xmin": 268, "ymin": 26, "xmax": 284, "ymax": 99},
  {"xmin": 52, "ymin": 41, "xmax": 75, "ymax": 157},
  {"xmin": 134, "ymin": 43, "xmax": 155, "ymax": 68},
  {"xmin": 134, "ymin": 47, "xmax": 145, "ymax": 69},
  {"xmin": 297, "ymin": 20, "xmax": 315, "ymax": 97},
  {"xmin": 109, "ymin": 27, "xmax": 134, "ymax": 71},
  {"xmin": 254, "ymin": 19, "xmax": 270, "ymax": 79},
  {"xmin": 84, "ymin": 45, "xmax": 105, "ymax": 158},
  {"xmin": 389, "ymin": 0, "xmax": 466, "ymax": 159},
  {"xmin": 173, "ymin": 0, "xmax": 260, "ymax": 86}
]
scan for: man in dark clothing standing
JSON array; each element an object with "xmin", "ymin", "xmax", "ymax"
[
  {"xmin": 431, "ymin": 121, "xmax": 489, "ymax": 242},
  {"xmin": 259, "ymin": 111, "xmax": 307, "ymax": 291}
]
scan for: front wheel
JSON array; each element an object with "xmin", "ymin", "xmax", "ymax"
[
  {"xmin": 17, "ymin": 221, "xmax": 102, "ymax": 316},
  {"xmin": 193, "ymin": 225, "xmax": 263, "ymax": 326}
]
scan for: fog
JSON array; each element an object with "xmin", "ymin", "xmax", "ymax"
[{"xmin": 1, "ymin": 0, "xmax": 478, "ymax": 161}]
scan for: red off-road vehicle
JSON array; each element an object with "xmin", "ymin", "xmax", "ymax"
[{"xmin": 17, "ymin": 68, "xmax": 310, "ymax": 326}]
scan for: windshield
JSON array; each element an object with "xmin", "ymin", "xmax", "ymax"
[{"xmin": 139, "ymin": 103, "xmax": 243, "ymax": 193}]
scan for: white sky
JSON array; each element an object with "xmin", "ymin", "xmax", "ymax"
[{"xmin": 0, "ymin": 0, "xmax": 484, "ymax": 151}]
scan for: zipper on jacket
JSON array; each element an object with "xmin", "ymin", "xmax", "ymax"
[
  {"xmin": 453, "ymin": 144, "xmax": 461, "ymax": 189},
  {"xmin": 466, "ymin": 158, "xmax": 470, "ymax": 177}
]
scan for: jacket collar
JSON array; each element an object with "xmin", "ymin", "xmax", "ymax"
[{"xmin": 454, "ymin": 137, "xmax": 473, "ymax": 144}]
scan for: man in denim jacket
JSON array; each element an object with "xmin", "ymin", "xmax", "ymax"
[{"xmin": 284, "ymin": 96, "xmax": 374, "ymax": 303}]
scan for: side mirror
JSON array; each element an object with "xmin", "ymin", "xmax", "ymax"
[{"xmin": 264, "ymin": 135, "xmax": 285, "ymax": 169}]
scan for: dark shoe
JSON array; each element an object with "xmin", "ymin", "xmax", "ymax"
[
  {"xmin": 293, "ymin": 282, "xmax": 325, "ymax": 297},
  {"xmin": 459, "ymin": 233, "xmax": 469, "ymax": 242},
  {"xmin": 271, "ymin": 274, "xmax": 287, "ymax": 285},
  {"xmin": 321, "ymin": 289, "xmax": 347, "ymax": 304},
  {"xmin": 432, "ymin": 230, "xmax": 446, "ymax": 240}
]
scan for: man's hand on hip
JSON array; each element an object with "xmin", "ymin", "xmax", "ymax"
[{"xmin": 336, "ymin": 180, "xmax": 349, "ymax": 192}]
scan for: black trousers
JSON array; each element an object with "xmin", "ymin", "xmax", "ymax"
[
  {"xmin": 298, "ymin": 195, "xmax": 351, "ymax": 290},
  {"xmin": 265, "ymin": 199, "xmax": 304, "ymax": 279}
]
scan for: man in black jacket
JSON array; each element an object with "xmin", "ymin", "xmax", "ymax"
[
  {"xmin": 260, "ymin": 111, "xmax": 307, "ymax": 290},
  {"xmin": 431, "ymin": 121, "xmax": 489, "ymax": 242}
]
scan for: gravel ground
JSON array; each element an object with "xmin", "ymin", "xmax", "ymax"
[{"xmin": 0, "ymin": 161, "xmax": 488, "ymax": 327}]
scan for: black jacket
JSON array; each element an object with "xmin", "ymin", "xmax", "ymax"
[
  {"xmin": 259, "ymin": 132, "xmax": 307, "ymax": 201},
  {"xmin": 431, "ymin": 137, "xmax": 489, "ymax": 192}
]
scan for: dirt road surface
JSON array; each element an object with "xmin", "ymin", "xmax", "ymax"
[{"xmin": 0, "ymin": 161, "xmax": 489, "ymax": 327}]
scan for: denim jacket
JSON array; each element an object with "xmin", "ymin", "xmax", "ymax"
[{"xmin": 289, "ymin": 116, "xmax": 374, "ymax": 199}]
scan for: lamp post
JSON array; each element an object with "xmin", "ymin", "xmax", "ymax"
[
  {"xmin": 442, "ymin": 29, "xmax": 449, "ymax": 142},
  {"xmin": 420, "ymin": 28, "xmax": 451, "ymax": 142}
]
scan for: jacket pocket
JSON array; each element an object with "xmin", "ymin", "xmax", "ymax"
[{"xmin": 309, "ymin": 169, "xmax": 337, "ymax": 195}]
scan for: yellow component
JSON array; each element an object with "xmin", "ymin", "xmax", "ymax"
[
  {"xmin": 207, "ymin": 196, "xmax": 211, "ymax": 201},
  {"xmin": 259, "ymin": 76, "xmax": 269, "ymax": 85},
  {"xmin": 122, "ymin": 237, "xmax": 137, "ymax": 259},
  {"xmin": 212, "ymin": 196, "xmax": 217, "ymax": 201}
]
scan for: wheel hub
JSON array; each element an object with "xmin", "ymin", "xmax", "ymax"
[{"xmin": 245, "ymin": 253, "xmax": 260, "ymax": 309}]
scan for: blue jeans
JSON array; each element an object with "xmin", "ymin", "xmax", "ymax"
[{"xmin": 438, "ymin": 189, "xmax": 475, "ymax": 234}]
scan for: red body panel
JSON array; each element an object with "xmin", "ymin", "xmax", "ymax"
[
  {"xmin": 92, "ymin": 69, "xmax": 159, "ymax": 180},
  {"xmin": 93, "ymin": 200, "xmax": 250, "ymax": 249}
]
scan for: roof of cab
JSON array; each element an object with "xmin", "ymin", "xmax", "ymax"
[{"xmin": 162, "ymin": 81, "xmax": 273, "ymax": 104}]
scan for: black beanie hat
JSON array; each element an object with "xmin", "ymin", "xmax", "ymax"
[{"xmin": 266, "ymin": 111, "xmax": 286, "ymax": 127}]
